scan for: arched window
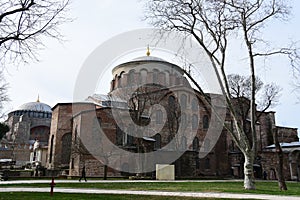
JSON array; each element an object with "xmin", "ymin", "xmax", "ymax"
[
  {"xmin": 193, "ymin": 137, "xmax": 199, "ymax": 151},
  {"xmin": 168, "ymin": 95, "xmax": 176, "ymax": 110},
  {"xmin": 191, "ymin": 98, "xmax": 198, "ymax": 110},
  {"xmin": 180, "ymin": 94, "xmax": 187, "ymax": 109},
  {"xmin": 203, "ymin": 115, "xmax": 209, "ymax": 129},
  {"xmin": 139, "ymin": 69, "xmax": 147, "ymax": 84},
  {"xmin": 165, "ymin": 70, "xmax": 170, "ymax": 86},
  {"xmin": 205, "ymin": 157, "xmax": 210, "ymax": 169},
  {"xmin": 126, "ymin": 125, "xmax": 134, "ymax": 146},
  {"xmin": 192, "ymin": 114, "xmax": 198, "ymax": 130},
  {"xmin": 154, "ymin": 133, "xmax": 161, "ymax": 149},
  {"xmin": 180, "ymin": 112, "xmax": 187, "ymax": 129},
  {"xmin": 181, "ymin": 136, "xmax": 187, "ymax": 150},
  {"xmin": 49, "ymin": 135, "xmax": 54, "ymax": 163},
  {"xmin": 30, "ymin": 126, "xmax": 50, "ymax": 143},
  {"xmin": 153, "ymin": 69, "xmax": 159, "ymax": 83},
  {"xmin": 116, "ymin": 126, "xmax": 124, "ymax": 146},
  {"xmin": 156, "ymin": 110, "xmax": 163, "ymax": 124},
  {"xmin": 119, "ymin": 71, "xmax": 125, "ymax": 88},
  {"xmin": 127, "ymin": 135, "xmax": 133, "ymax": 146},
  {"xmin": 159, "ymin": 71, "xmax": 166, "ymax": 85},
  {"xmin": 127, "ymin": 69, "xmax": 135, "ymax": 86}
]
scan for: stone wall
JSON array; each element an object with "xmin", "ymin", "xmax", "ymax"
[
  {"xmin": 277, "ymin": 127, "xmax": 299, "ymax": 143},
  {"xmin": 260, "ymin": 151, "xmax": 291, "ymax": 180},
  {"xmin": 0, "ymin": 146, "xmax": 31, "ymax": 167}
]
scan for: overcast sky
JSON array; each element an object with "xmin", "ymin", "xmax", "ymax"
[{"xmin": 3, "ymin": 0, "xmax": 300, "ymax": 137}]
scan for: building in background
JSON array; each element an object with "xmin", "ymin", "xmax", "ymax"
[{"xmin": 0, "ymin": 98, "xmax": 52, "ymax": 167}]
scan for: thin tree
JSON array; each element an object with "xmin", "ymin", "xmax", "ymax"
[
  {"xmin": 0, "ymin": 0, "xmax": 70, "ymax": 67},
  {"xmin": 144, "ymin": 0, "xmax": 299, "ymax": 189},
  {"xmin": 0, "ymin": 70, "xmax": 9, "ymax": 119},
  {"xmin": 227, "ymin": 74, "xmax": 281, "ymax": 119},
  {"xmin": 293, "ymin": 68, "xmax": 300, "ymax": 102},
  {"xmin": 0, "ymin": 122, "xmax": 9, "ymax": 140},
  {"xmin": 272, "ymin": 127, "xmax": 287, "ymax": 190},
  {"xmin": 228, "ymin": 74, "xmax": 286, "ymax": 190}
]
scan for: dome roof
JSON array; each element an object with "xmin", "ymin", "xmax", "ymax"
[
  {"xmin": 132, "ymin": 55, "xmax": 165, "ymax": 62},
  {"xmin": 15, "ymin": 102, "xmax": 52, "ymax": 113}
]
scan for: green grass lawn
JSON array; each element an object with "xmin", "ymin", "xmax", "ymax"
[
  {"xmin": 0, "ymin": 192, "xmax": 240, "ymax": 200},
  {"xmin": 1, "ymin": 181, "xmax": 300, "ymax": 196},
  {"xmin": 0, "ymin": 192, "xmax": 239, "ymax": 200}
]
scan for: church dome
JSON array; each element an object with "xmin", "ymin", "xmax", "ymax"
[
  {"xmin": 15, "ymin": 101, "xmax": 52, "ymax": 113},
  {"xmin": 132, "ymin": 55, "xmax": 165, "ymax": 62}
]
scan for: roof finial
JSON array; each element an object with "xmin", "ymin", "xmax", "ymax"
[
  {"xmin": 37, "ymin": 94, "xmax": 40, "ymax": 102},
  {"xmin": 146, "ymin": 45, "xmax": 150, "ymax": 56}
]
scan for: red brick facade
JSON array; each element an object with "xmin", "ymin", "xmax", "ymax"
[{"xmin": 44, "ymin": 57, "xmax": 299, "ymax": 180}]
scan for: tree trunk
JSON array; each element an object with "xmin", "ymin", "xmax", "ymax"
[
  {"xmin": 103, "ymin": 165, "xmax": 108, "ymax": 180},
  {"xmin": 243, "ymin": 151, "xmax": 256, "ymax": 190},
  {"xmin": 273, "ymin": 128, "xmax": 287, "ymax": 190}
]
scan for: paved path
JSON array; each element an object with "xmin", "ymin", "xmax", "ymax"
[{"xmin": 1, "ymin": 180, "xmax": 299, "ymax": 200}]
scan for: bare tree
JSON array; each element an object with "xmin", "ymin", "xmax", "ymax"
[
  {"xmin": 228, "ymin": 74, "xmax": 286, "ymax": 190},
  {"xmin": 293, "ymin": 68, "xmax": 300, "ymax": 102},
  {"xmin": 228, "ymin": 74, "xmax": 281, "ymax": 115},
  {"xmin": 0, "ymin": 0, "xmax": 70, "ymax": 66},
  {"xmin": 0, "ymin": 122, "xmax": 9, "ymax": 140},
  {"xmin": 272, "ymin": 127, "xmax": 287, "ymax": 190},
  {"xmin": 144, "ymin": 0, "xmax": 299, "ymax": 189},
  {"xmin": 0, "ymin": 70, "xmax": 9, "ymax": 119}
]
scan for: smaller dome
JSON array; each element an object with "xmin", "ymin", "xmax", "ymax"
[{"xmin": 16, "ymin": 102, "xmax": 52, "ymax": 113}]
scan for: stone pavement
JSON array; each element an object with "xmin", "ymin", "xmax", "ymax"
[{"xmin": 0, "ymin": 180, "xmax": 299, "ymax": 200}]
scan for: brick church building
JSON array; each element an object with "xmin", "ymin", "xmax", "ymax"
[
  {"xmin": 45, "ymin": 52, "xmax": 300, "ymax": 180},
  {"xmin": 1, "ymin": 51, "xmax": 299, "ymax": 180}
]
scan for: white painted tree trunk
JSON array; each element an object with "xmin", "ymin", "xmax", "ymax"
[{"xmin": 243, "ymin": 151, "xmax": 255, "ymax": 190}]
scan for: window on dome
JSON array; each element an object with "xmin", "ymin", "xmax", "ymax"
[
  {"xmin": 180, "ymin": 94, "xmax": 187, "ymax": 109},
  {"xmin": 165, "ymin": 70, "xmax": 170, "ymax": 86},
  {"xmin": 181, "ymin": 136, "xmax": 187, "ymax": 150},
  {"xmin": 128, "ymin": 70, "xmax": 135, "ymax": 86},
  {"xmin": 156, "ymin": 110, "xmax": 163, "ymax": 124},
  {"xmin": 159, "ymin": 71, "xmax": 166, "ymax": 85},
  {"xmin": 203, "ymin": 115, "xmax": 209, "ymax": 129},
  {"xmin": 153, "ymin": 69, "xmax": 159, "ymax": 83},
  {"xmin": 192, "ymin": 114, "xmax": 198, "ymax": 130},
  {"xmin": 180, "ymin": 112, "xmax": 187, "ymax": 129},
  {"xmin": 168, "ymin": 95, "xmax": 176, "ymax": 110},
  {"xmin": 191, "ymin": 98, "xmax": 198, "ymax": 110},
  {"xmin": 193, "ymin": 137, "xmax": 199, "ymax": 151},
  {"xmin": 140, "ymin": 69, "xmax": 147, "ymax": 84}
]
